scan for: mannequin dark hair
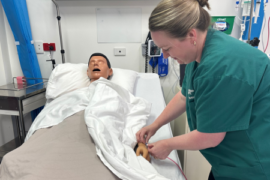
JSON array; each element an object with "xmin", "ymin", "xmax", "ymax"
[{"xmin": 88, "ymin": 53, "xmax": 111, "ymax": 68}]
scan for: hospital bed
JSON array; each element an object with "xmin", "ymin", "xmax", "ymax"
[
  {"xmin": 0, "ymin": 67, "xmax": 185, "ymax": 180},
  {"xmin": 135, "ymin": 73, "xmax": 184, "ymax": 179}
]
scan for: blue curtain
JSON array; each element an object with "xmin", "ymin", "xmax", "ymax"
[
  {"xmin": 242, "ymin": 1, "xmax": 265, "ymax": 41},
  {"xmin": 1, "ymin": 0, "xmax": 43, "ymax": 121}
]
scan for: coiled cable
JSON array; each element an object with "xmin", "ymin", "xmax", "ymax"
[{"xmin": 145, "ymin": 43, "xmax": 148, "ymax": 73}]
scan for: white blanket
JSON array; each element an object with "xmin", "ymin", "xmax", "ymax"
[{"xmin": 26, "ymin": 78, "xmax": 169, "ymax": 180}]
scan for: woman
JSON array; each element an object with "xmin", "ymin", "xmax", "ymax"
[{"xmin": 136, "ymin": 0, "xmax": 270, "ymax": 179}]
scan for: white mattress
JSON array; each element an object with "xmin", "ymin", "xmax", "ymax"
[{"xmin": 134, "ymin": 73, "xmax": 185, "ymax": 180}]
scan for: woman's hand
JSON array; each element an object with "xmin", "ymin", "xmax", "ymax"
[
  {"xmin": 148, "ymin": 139, "xmax": 173, "ymax": 160},
  {"xmin": 136, "ymin": 123, "xmax": 159, "ymax": 144}
]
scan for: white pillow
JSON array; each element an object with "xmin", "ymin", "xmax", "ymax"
[
  {"xmin": 46, "ymin": 63, "xmax": 138, "ymax": 100},
  {"xmin": 46, "ymin": 63, "xmax": 90, "ymax": 100},
  {"xmin": 111, "ymin": 68, "xmax": 138, "ymax": 95}
]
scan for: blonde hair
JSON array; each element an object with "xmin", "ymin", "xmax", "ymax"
[{"xmin": 149, "ymin": 0, "xmax": 211, "ymax": 38}]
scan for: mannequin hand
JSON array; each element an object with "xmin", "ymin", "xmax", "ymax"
[{"xmin": 136, "ymin": 143, "xmax": 151, "ymax": 162}]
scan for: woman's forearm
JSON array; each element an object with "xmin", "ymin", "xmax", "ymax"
[
  {"xmin": 153, "ymin": 91, "xmax": 186, "ymax": 129},
  {"xmin": 167, "ymin": 130, "xmax": 226, "ymax": 151}
]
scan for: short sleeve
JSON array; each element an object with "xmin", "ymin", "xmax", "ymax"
[
  {"xmin": 181, "ymin": 71, "xmax": 187, "ymax": 97},
  {"xmin": 194, "ymin": 76, "xmax": 253, "ymax": 133}
]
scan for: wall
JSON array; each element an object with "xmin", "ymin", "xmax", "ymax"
[
  {"xmin": 2, "ymin": 11, "xmax": 23, "ymax": 78},
  {"xmin": 26, "ymin": 0, "xmax": 62, "ymax": 78},
  {"xmin": 25, "ymin": 0, "xmax": 241, "ymax": 75},
  {"xmin": 0, "ymin": 1, "xmax": 12, "ymax": 83},
  {"xmin": 26, "ymin": 0, "xmax": 163, "ymax": 78},
  {"xmin": 0, "ymin": 1, "xmax": 14, "ymax": 146},
  {"xmin": 0, "ymin": 42, "xmax": 14, "ymax": 146},
  {"xmin": 259, "ymin": 4, "xmax": 270, "ymax": 53}
]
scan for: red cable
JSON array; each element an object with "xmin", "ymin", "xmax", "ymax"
[
  {"xmin": 166, "ymin": 157, "xmax": 188, "ymax": 180},
  {"xmin": 264, "ymin": 17, "xmax": 270, "ymax": 53}
]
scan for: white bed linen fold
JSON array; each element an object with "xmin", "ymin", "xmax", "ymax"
[
  {"xmin": 25, "ymin": 78, "xmax": 169, "ymax": 180},
  {"xmin": 135, "ymin": 73, "xmax": 185, "ymax": 180}
]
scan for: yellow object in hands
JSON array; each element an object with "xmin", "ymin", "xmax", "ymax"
[{"xmin": 136, "ymin": 143, "xmax": 151, "ymax": 162}]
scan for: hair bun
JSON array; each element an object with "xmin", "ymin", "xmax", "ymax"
[{"xmin": 197, "ymin": 0, "xmax": 211, "ymax": 10}]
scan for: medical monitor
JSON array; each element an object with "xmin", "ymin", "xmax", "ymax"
[{"xmin": 148, "ymin": 40, "xmax": 162, "ymax": 57}]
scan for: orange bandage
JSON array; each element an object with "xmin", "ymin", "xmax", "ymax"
[{"xmin": 136, "ymin": 143, "xmax": 151, "ymax": 162}]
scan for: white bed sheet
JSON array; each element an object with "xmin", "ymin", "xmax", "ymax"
[{"xmin": 134, "ymin": 73, "xmax": 185, "ymax": 180}]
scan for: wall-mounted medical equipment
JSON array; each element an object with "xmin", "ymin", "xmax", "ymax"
[
  {"xmin": 142, "ymin": 33, "xmax": 164, "ymax": 74},
  {"xmin": 43, "ymin": 43, "xmax": 56, "ymax": 51},
  {"xmin": 241, "ymin": 0, "xmax": 261, "ymax": 23},
  {"xmin": 158, "ymin": 54, "xmax": 168, "ymax": 77},
  {"xmin": 236, "ymin": 0, "xmax": 240, "ymax": 11},
  {"xmin": 149, "ymin": 57, "xmax": 158, "ymax": 71},
  {"xmin": 143, "ymin": 32, "xmax": 152, "ymax": 73},
  {"xmin": 246, "ymin": 0, "xmax": 255, "ymax": 44},
  {"xmin": 212, "ymin": 16, "xmax": 235, "ymax": 34},
  {"xmin": 254, "ymin": 0, "xmax": 261, "ymax": 23},
  {"xmin": 45, "ymin": 44, "xmax": 57, "ymax": 70},
  {"xmin": 264, "ymin": 0, "xmax": 269, "ymax": 10},
  {"xmin": 47, "ymin": 59, "xmax": 56, "ymax": 70},
  {"xmin": 242, "ymin": 0, "xmax": 252, "ymax": 16},
  {"xmin": 145, "ymin": 35, "xmax": 162, "ymax": 73},
  {"xmin": 148, "ymin": 40, "xmax": 162, "ymax": 57},
  {"xmin": 148, "ymin": 53, "xmax": 168, "ymax": 77},
  {"xmin": 239, "ymin": 0, "xmax": 253, "ymax": 41},
  {"xmin": 240, "ymin": 0, "xmax": 266, "ymax": 47}
]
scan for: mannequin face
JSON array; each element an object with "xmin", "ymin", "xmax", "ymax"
[{"xmin": 87, "ymin": 56, "xmax": 113, "ymax": 83}]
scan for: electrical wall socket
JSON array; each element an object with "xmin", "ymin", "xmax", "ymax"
[
  {"xmin": 114, "ymin": 47, "xmax": 126, "ymax": 56},
  {"xmin": 34, "ymin": 41, "xmax": 44, "ymax": 54}
]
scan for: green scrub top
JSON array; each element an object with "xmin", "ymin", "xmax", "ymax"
[{"xmin": 182, "ymin": 29, "xmax": 270, "ymax": 180}]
